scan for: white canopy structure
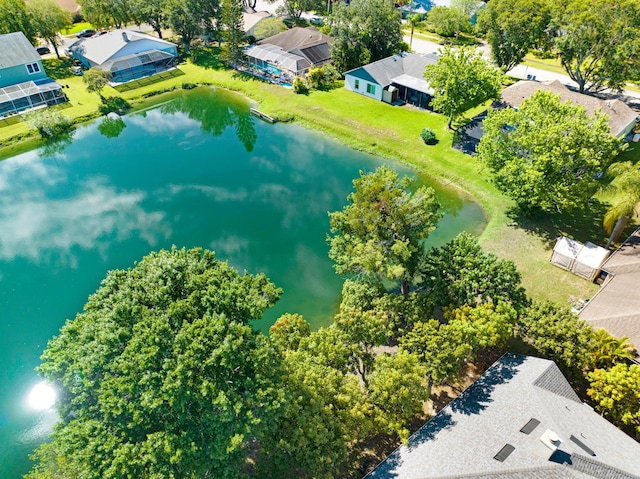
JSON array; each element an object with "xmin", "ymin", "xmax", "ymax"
[
  {"xmin": 551, "ymin": 237, "xmax": 582, "ymax": 271},
  {"xmin": 551, "ymin": 237, "xmax": 610, "ymax": 281},
  {"xmin": 573, "ymin": 242, "xmax": 610, "ymax": 281}
]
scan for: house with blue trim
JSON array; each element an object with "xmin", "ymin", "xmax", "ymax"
[
  {"xmin": 0, "ymin": 32, "xmax": 66, "ymax": 117},
  {"xmin": 344, "ymin": 52, "xmax": 438, "ymax": 109}
]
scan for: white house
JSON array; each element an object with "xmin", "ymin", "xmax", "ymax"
[
  {"xmin": 69, "ymin": 30, "xmax": 178, "ymax": 83},
  {"xmin": 344, "ymin": 52, "xmax": 438, "ymax": 108}
]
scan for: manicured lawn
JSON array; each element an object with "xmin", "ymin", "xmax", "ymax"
[
  {"xmin": 0, "ymin": 46, "xmax": 622, "ymax": 305},
  {"xmin": 62, "ymin": 22, "xmax": 95, "ymax": 35}
]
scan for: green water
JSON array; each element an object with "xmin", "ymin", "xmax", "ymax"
[{"xmin": 0, "ymin": 87, "xmax": 486, "ymax": 478}]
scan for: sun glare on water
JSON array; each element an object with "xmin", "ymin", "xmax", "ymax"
[{"xmin": 27, "ymin": 381, "xmax": 57, "ymax": 411}]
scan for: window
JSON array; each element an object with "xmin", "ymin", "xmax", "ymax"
[
  {"xmin": 354, "ymin": 79, "xmax": 359, "ymax": 90},
  {"xmin": 26, "ymin": 62, "xmax": 41, "ymax": 74},
  {"xmin": 366, "ymin": 83, "xmax": 376, "ymax": 95}
]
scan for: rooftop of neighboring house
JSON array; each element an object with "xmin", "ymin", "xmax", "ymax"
[
  {"xmin": 257, "ymin": 26, "xmax": 332, "ymax": 51},
  {"xmin": 500, "ymin": 80, "xmax": 638, "ymax": 137},
  {"xmin": 344, "ymin": 52, "xmax": 438, "ymax": 91},
  {"xmin": 69, "ymin": 29, "xmax": 176, "ymax": 66},
  {"xmin": 580, "ymin": 227, "xmax": 640, "ymax": 356},
  {"xmin": 0, "ymin": 32, "xmax": 41, "ymax": 70},
  {"xmin": 364, "ymin": 353, "xmax": 640, "ymax": 479}
]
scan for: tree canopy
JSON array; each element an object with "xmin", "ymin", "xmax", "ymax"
[
  {"xmin": 27, "ymin": 0, "xmax": 72, "ymax": 58},
  {"xmin": 478, "ymin": 89, "xmax": 622, "ymax": 214},
  {"xmin": 28, "ymin": 247, "xmax": 283, "ymax": 479},
  {"xmin": 588, "ymin": 363, "xmax": 640, "ymax": 435},
  {"xmin": 550, "ymin": 0, "xmax": 640, "ymax": 93},
  {"xmin": 424, "ymin": 46, "xmax": 504, "ymax": 129},
  {"xmin": 328, "ymin": 165, "xmax": 442, "ymax": 295},
  {"xmin": 327, "ymin": 0, "xmax": 402, "ymax": 72},
  {"xmin": 476, "ymin": 0, "xmax": 550, "ymax": 71}
]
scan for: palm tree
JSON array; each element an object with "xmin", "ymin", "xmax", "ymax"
[
  {"xmin": 407, "ymin": 13, "xmax": 422, "ymax": 50},
  {"xmin": 602, "ymin": 161, "xmax": 640, "ymax": 248},
  {"xmin": 591, "ymin": 328, "xmax": 635, "ymax": 369}
]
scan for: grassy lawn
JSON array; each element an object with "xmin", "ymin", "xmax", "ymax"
[
  {"xmin": 62, "ymin": 22, "xmax": 95, "ymax": 35},
  {"xmin": 1, "ymin": 46, "xmax": 625, "ymax": 306}
]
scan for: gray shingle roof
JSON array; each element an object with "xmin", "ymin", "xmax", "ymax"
[
  {"xmin": 364, "ymin": 354, "xmax": 640, "ymax": 479},
  {"xmin": 580, "ymin": 227, "xmax": 640, "ymax": 355},
  {"xmin": 257, "ymin": 27, "xmax": 332, "ymax": 52},
  {"xmin": 344, "ymin": 52, "xmax": 438, "ymax": 92},
  {"xmin": 0, "ymin": 32, "xmax": 40, "ymax": 69},
  {"xmin": 500, "ymin": 80, "xmax": 637, "ymax": 137}
]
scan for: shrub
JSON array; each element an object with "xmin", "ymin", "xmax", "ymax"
[
  {"xmin": 420, "ymin": 128, "xmax": 437, "ymax": 144},
  {"xmin": 25, "ymin": 109, "xmax": 73, "ymax": 138},
  {"xmin": 306, "ymin": 68, "xmax": 324, "ymax": 89},
  {"xmin": 182, "ymin": 82, "xmax": 197, "ymax": 90},
  {"xmin": 292, "ymin": 77, "xmax": 309, "ymax": 94}
]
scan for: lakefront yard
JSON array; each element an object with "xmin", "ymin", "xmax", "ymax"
[{"xmin": 3, "ymin": 47, "xmax": 635, "ymax": 305}]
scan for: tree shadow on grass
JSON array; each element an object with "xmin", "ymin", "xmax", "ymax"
[
  {"xmin": 506, "ymin": 199, "xmax": 611, "ymax": 249},
  {"xmin": 190, "ymin": 46, "xmax": 226, "ymax": 70},
  {"xmin": 42, "ymin": 57, "xmax": 75, "ymax": 80}
]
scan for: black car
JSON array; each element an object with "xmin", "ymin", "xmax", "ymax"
[
  {"xmin": 76, "ymin": 29, "xmax": 96, "ymax": 38},
  {"xmin": 36, "ymin": 46, "xmax": 50, "ymax": 55}
]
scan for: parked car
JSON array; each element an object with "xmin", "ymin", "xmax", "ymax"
[
  {"xmin": 76, "ymin": 29, "xmax": 96, "ymax": 38},
  {"xmin": 36, "ymin": 46, "xmax": 50, "ymax": 55},
  {"xmin": 72, "ymin": 65, "xmax": 84, "ymax": 76}
]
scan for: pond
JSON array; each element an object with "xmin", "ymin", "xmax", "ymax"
[{"xmin": 0, "ymin": 87, "xmax": 486, "ymax": 478}]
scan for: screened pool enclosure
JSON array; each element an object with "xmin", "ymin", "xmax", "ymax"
[
  {"xmin": 0, "ymin": 79, "xmax": 66, "ymax": 117},
  {"xmin": 102, "ymin": 50, "xmax": 177, "ymax": 84}
]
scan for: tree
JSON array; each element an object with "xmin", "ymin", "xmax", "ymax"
[
  {"xmin": 419, "ymin": 232, "xmax": 527, "ymax": 310},
  {"xmin": 328, "ymin": 0, "xmax": 402, "ymax": 72},
  {"xmin": 424, "ymin": 46, "xmax": 504, "ymax": 129},
  {"xmin": 591, "ymin": 329, "xmax": 635, "ymax": 370},
  {"xmin": 220, "ymin": 0, "xmax": 245, "ymax": 66},
  {"xmin": 77, "ymin": 0, "xmax": 130, "ymax": 28},
  {"xmin": 275, "ymin": 0, "xmax": 324, "ymax": 22},
  {"xmin": 253, "ymin": 17, "xmax": 287, "ymax": 41},
  {"xmin": 131, "ymin": 0, "xmax": 168, "ymax": 38},
  {"xmin": 0, "ymin": 0, "xmax": 37, "ymax": 43},
  {"xmin": 25, "ymin": 109, "xmax": 73, "ymax": 138},
  {"xmin": 517, "ymin": 300, "xmax": 596, "ymax": 374},
  {"xmin": 551, "ymin": 0, "xmax": 640, "ymax": 93},
  {"xmin": 407, "ymin": 13, "xmax": 422, "ymax": 50},
  {"xmin": 328, "ymin": 165, "xmax": 442, "ymax": 296},
  {"xmin": 588, "ymin": 363, "xmax": 640, "ymax": 434},
  {"xmin": 27, "ymin": 0, "xmax": 72, "ymax": 58},
  {"xmin": 28, "ymin": 247, "xmax": 284, "ymax": 479},
  {"xmin": 269, "ymin": 313, "xmax": 311, "ymax": 352},
  {"xmin": 475, "ymin": 0, "xmax": 551, "ymax": 71},
  {"xmin": 478, "ymin": 90, "xmax": 622, "ymax": 214},
  {"xmin": 367, "ymin": 351, "xmax": 428, "ymax": 442},
  {"xmin": 166, "ymin": 0, "xmax": 220, "ymax": 52},
  {"xmin": 82, "ymin": 68, "xmax": 113, "ymax": 98},
  {"xmin": 601, "ymin": 161, "xmax": 640, "ymax": 248},
  {"xmin": 426, "ymin": 6, "xmax": 469, "ymax": 38}
]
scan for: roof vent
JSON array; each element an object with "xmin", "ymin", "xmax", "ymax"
[
  {"xmin": 533, "ymin": 429, "xmax": 562, "ymax": 460},
  {"xmin": 494, "ymin": 444, "xmax": 515, "ymax": 462},
  {"xmin": 122, "ymin": 31, "xmax": 129, "ymax": 42},
  {"xmin": 520, "ymin": 418, "xmax": 541, "ymax": 435}
]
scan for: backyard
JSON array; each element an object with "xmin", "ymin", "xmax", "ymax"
[{"xmin": 1, "ymin": 47, "xmax": 637, "ymax": 306}]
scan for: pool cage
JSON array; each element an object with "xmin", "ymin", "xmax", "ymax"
[
  {"xmin": 102, "ymin": 50, "xmax": 177, "ymax": 84},
  {"xmin": 244, "ymin": 44, "xmax": 311, "ymax": 78},
  {"xmin": 0, "ymin": 79, "xmax": 67, "ymax": 117}
]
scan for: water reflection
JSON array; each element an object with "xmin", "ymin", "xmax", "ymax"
[
  {"xmin": 0, "ymin": 153, "xmax": 168, "ymax": 264},
  {"xmin": 132, "ymin": 88, "xmax": 258, "ymax": 152},
  {"xmin": 97, "ymin": 116, "xmax": 127, "ymax": 139}
]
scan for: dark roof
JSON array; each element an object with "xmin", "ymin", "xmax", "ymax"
[
  {"xmin": 0, "ymin": 32, "xmax": 40, "ymax": 69},
  {"xmin": 580, "ymin": 227, "xmax": 640, "ymax": 354},
  {"xmin": 500, "ymin": 80, "xmax": 637, "ymax": 137},
  {"xmin": 364, "ymin": 354, "xmax": 640, "ymax": 479},
  {"xmin": 344, "ymin": 52, "xmax": 438, "ymax": 92},
  {"xmin": 257, "ymin": 27, "xmax": 332, "ymax": 52}
]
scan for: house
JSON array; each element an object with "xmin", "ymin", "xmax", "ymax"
[
  {"xmin": 68, "ymin": 30, "xmax": 178, "ymax": 84},
  {"xmin": 0, "ymin": 32, "xmax": 66, "ymax": 117},
  {"xmin": 344, "ymin": 52, "xmax": 438, "ymax": 109},
  {"xmin": 242, "ymin": 7, "xmax": 271, "ymax": 38},
  {"xmin": 500, "ymin": 80, "xmax": 638, "ymax": 138},
  {"xmin": 579, "ymin": 227, "xmax": 640, "ymax": 358},
  {"xmin": 365, "ymin": 353, "xmax": 640, "ymax": 479},
  {"xmin": 245, "ymin": 27, "xmax": 332, "ymax": 77}
]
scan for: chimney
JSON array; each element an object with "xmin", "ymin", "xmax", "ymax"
[
  {"xmin": 122, "ymin": 31, "xmax": 129, "ymax": 42},
  {"xmin": 533, "ymin": 429, "xmax": 562, "ymax": 460}
]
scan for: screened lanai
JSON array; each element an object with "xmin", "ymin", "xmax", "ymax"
[
  {"xmin": 244, "ymin": 44, "xmax": 311, "ymax": 76},
  {"xmin": 102, "ymin": 50, "xmax": 177, "ymax": 84},
  {"xmin": 0, "ymin": 79, "xmax": 66, "ymax": 117}
]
